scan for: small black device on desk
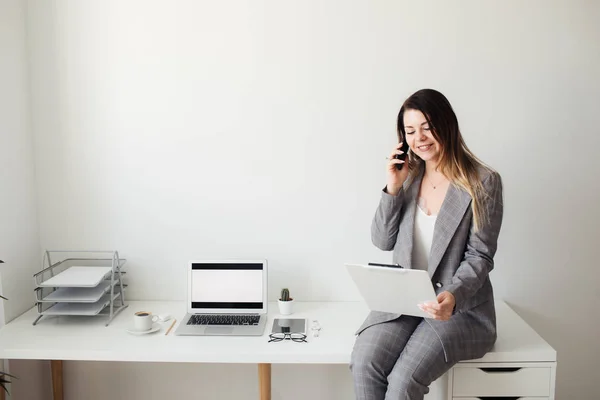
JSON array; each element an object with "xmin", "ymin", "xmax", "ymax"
[
  {"xmin": 271, "ymin": 318, "xmax": 307, "ymax": 334},
  {"xmin": 269, "ymin": 318, "xmax": 308, "ymax": 343}
]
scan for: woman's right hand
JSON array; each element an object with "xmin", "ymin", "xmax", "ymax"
[{"xmin": 386, "ymin": 142, "xmax": 410, "ymax": 195}]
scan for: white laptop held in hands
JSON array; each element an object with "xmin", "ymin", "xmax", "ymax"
[
  {"xmin": 345, "ymin": 262, "xmax": 438, "ymax": 319},
  {"xmin": 175, "ymin": 259, "xmax": 268, "ymax": 336}
]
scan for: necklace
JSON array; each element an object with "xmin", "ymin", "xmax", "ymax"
[{"xmin": 425, "ymin": 174, "xmax": 446, "ymax": 190}]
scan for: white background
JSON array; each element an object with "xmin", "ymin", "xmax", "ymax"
[{"xmin": 1, "ymin": 0, "xmax": 599, "ymax": 399}]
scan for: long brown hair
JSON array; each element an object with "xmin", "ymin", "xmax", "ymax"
[{"xmin": 397, "ymin": 89, "xmax": 492, "ymax": 231}]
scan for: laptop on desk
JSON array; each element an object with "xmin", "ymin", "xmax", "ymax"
[{"xmin": 174, "ymin": 259, "xmax": 268, "ymax": 336}]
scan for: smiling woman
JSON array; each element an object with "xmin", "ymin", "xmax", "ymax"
[
  {"xmin": 398, "ymin": 89, "xmax": 493, "ymax": 230},
  {"xmin": 350, "ymin": 88, "xmax": 504, "ymax": 400}
]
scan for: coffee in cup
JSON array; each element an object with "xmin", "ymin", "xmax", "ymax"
[{"xmin": 133, "ymin": 311, "xmax": 159, "ymax": 331}]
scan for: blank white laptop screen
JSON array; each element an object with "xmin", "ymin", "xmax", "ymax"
[{"xmin": 191, "ymin": 262, "xmax": 264, "ymax": 309}]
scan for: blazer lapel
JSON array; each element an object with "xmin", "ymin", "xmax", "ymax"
[
  {"xmin": 428, "ymin": 183, "xmax": 472, "ymax": 278},
  {"xmin": 400, "ymin": 170, "xmax": 423, "ymax": 269}
]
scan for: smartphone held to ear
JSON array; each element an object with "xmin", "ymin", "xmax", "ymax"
[{"xmin": 394, "ymin": 140, "xmax": 409, "ymax": 170}]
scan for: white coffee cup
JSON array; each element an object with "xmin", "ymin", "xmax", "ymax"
[{"xmin": 133, "ymin": 311, "xmax": 159, "ymax": 331}]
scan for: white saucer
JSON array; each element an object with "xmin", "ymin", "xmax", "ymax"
[{"xmin": 126, "ymin": 323, "xmax": 161, "ymax": 335}]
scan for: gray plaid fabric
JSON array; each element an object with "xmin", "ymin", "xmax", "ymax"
[{"xmin": 350, "ymin": 167, "xmax": 504, "ymax": 400}]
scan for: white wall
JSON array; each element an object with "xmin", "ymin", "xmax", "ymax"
[
  {"xmin": 13, "ymin": 0, "xmax": 600, "ymax": 399},
  {"xmin": 0, "ymin": 0, "xmax": 47, "ymax": 399}
]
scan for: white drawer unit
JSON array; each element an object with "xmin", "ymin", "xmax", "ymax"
[
  {"xmin": 442, "ymin": 300, "xmax": 558, "ymax": 400},
  {"xmin": 457, "ymin": 398, "xmax": 549, "ymax": 400},
  {"xmin": 448, "ymin": 362, "xmax": 557, "ymax": 400}
]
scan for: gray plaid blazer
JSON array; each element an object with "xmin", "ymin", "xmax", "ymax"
[{"xmin": 356, "ymin": 166, "xmax": 504, "ymax": 362}]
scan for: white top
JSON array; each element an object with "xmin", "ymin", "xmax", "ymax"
[
  {"xmin": 0, "ymin": 301, "xmax": 556, "ymax": 364},
  {"xmin": 412, "ymin": 203, "xmax": 437, "ymax": 271}
]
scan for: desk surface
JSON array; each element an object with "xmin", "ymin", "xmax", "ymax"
[{"xmin": 0, "ymin": 300, "xmax": 556, "ymax": 364}]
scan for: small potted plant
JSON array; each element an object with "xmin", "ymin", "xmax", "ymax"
[{"xmin": 278, "ymin": 287, "xmax": 294, "ymax": 315}]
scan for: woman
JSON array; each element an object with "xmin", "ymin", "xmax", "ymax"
[{"xmin": 350, "ymin": 88, "xmax": 504, "ymax": 400}]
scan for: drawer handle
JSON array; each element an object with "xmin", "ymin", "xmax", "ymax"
[
  {"xmin": 476, "ymin": 397, "xmax": 522, "ymax": 400},
  {"xmin": 479, "ymin": 367, "xmax": 522, "ymax": 373}
]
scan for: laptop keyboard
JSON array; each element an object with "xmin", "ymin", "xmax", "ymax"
[{"xmin": 187, "ymin": 314, "xmax": 260, "ymax": 326}]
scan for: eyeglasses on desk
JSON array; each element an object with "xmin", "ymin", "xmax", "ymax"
[{"xmin": 268, "ymin": 332, "xmax": 307, "ymax": 343}]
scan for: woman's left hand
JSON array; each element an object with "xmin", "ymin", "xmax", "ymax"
[{"xmin": 419, "ymin": 291, "xmax": 455, "ymax": 321}]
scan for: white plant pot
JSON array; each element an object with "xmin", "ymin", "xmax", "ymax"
[{"xmin": 277, "ymin": 299, "xmax": 294, "ymax": 315}]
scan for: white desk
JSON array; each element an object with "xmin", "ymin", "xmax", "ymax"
[{"xmin": 0, "ymin": 300, "xmax": 556, "ymax": 400}]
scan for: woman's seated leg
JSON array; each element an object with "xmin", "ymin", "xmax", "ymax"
[
  {"xmin": 385, "ymin": 320, "xmax": 458, "ymax": 400},
  {"xmin": 350, "ymin": 316, "xmax": 421, "ymax": 400}
]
